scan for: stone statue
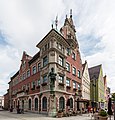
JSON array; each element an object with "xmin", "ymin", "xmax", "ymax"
[
  {"xmin": 48, "ymin": 67, "xmax": 57, "ymax": 93},
  {"xmin": 48, "ymin": 67, "xmax": 57, "ymax": 117}
]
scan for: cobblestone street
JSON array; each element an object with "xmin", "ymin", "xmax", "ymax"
[{"xmin": 0, "ymin": 110, "xmax": 114, "ymax": 120}]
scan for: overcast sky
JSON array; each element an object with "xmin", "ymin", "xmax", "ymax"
[{"xmin": 0, "ymin": 0, "xmax": 115, "ymax": 96}]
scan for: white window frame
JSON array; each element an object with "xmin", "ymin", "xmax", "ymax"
[
  {"xmin": 27, "ymin": 69, "xmax": 30, "ymax": 77},
  {"xmin": 58, "ymin": 75, "xmax": 64, "ymax": 83},
  {"xmin": 37, "ymin": 63, "xmax": 41, "ymax": 72},
  {"xmin": 66, "ymin": 78, "xmax": 70, "ymax": 86},
  {"xmin": 58, "ymin": 56, "xmax": 63, "ymax": 66},
  {"xmin": 43, "ymin": 75, "xmax": 47, "ymax": 83},
  {"xmin": 73, "ymin": 81, "xmax": 76, "ymax": 89},
  {"xmin": 66, "ymin": 62, "xmax": 70, "ymax": 72},
  {"xmin": 72, "ymin": 67, "xmax": 76, "ymax": 75},
  {"xmin": 72, "ymin": 52, "xmax": 76, "ymax": 60},
  {"xmin": 78, "ymin": 70, "xmax": 81, "ymax": 78}
]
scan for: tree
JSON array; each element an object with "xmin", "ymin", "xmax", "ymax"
[{"xmin": 112, "ymin": 93, "xmax": 115, "ymax": 101}]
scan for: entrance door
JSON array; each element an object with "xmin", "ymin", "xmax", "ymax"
[{"xmin": 22, "ymin": 100, "xmax": 24, "ymax": 109}]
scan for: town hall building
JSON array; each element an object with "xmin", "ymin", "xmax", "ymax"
[{"xmin": 9, "ymin": 11, "xmax": 83, "ymax": 116}]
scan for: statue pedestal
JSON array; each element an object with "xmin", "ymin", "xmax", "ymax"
[{"xmin": 48, "ymin": 95, "xmax": 57, "ymax": 117}]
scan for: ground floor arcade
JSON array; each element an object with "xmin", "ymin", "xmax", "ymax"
[{"xmin": 10, "ymin": 91, "xmax": 83, "ymax": 116}]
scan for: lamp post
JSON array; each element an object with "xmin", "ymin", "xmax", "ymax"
[
  {"xmin": 111, "ymin": 93, "xmax": 115, "ymax": 120},
  {"xmin": 78, "ymin": 89, "xmax": 82, "ymax": 115},
  {"xmin": 91, "ymin": 76, "xmax": 97, "ymax": 113},
  {"xmin": 114, "ymin": 100, "xmax": 115, "ymax": 120},
  {"xmin": 108, "ymin": 97, "xmax": 112, "ymax": 120}
]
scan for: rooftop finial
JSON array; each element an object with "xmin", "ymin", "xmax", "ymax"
[
  {"xmin": 55, "ymin": 15, "xmax": 58, "ymax": 30},
  {"xmin": 51, "ymin": 24, "xmax": 53, "ymax": 29},
  {"xmin": 66, "ymin": 14, "xmax": 67, "ymax": 18},
  {"xmin": 70, "ymin": 9, "xmax": 72, "ymax": 18}
]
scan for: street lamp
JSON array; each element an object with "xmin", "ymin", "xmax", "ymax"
[
  {"xmin": 76, "ymin": 89, "xmax": 82, "ymax": 115},
  {"xmin": 91, "ymin": 75, "xmax": 97, "ymax": 113}
]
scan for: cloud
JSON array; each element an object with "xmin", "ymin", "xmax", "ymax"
[{"xmin": 0, "ymin": 0, "xmax": 115, "ymax": 95}]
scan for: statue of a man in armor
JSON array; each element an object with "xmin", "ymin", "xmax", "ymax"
[{"xmin": 48, "ymin": 67, "xmax": 57, "ymax": 92}]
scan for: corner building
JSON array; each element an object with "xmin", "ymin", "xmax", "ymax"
[{"xmin": 9, "ymin": 12, "xmax": 82, "ymax": 116}]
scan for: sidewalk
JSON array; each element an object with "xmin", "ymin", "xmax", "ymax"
[{"xmin": 4, "ymin": 110, "xmax": 115, "ymax": 120}]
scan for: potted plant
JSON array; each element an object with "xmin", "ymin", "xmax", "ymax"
[
  {"xmin": 57, "ymin": 110, "xmax": 63, "ymax": 118},
  {"xmin": 98, "ymin": 109, "xmax": 108, "ymax": 120}
]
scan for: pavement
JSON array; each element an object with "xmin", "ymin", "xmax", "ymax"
[{"xmin": 0, "ymin": 110, "xmax": 114, "ymax": 120}]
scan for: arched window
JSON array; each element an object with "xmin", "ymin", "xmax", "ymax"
[
  {"xmin": 59, "ymin": 97, "xmax": 65, "ymax": 110},
  {"xmin": 35, "ymin": 98, "xmax": 38, "ymax": 111},
  {"xmin": 42, "ymin": 97, "xmax": 47, "ymax": 111},
  {"xmin": 70, "ymin": 98, "xmax": 73, "ymax": 109},
  {"xmin": 28, "ymin": 99, "xmax": 31, "ymax": 110}
]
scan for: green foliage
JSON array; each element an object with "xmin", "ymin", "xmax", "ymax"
[
  {"xmin": 112, "ymin": 93, "xmax": 115, "ymax": 101},
  {"xmin": 99, "ymin": 109, "xmax": 107, "ymax": 117}
]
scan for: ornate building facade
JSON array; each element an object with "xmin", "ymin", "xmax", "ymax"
[
  {"xmin": 8, "ymin": 11, "xmax": 82, "ymax": 116},
  {"xmin": 82, "ymin": 61, "xmax": 90, "ymax": 109},
  {"xmin": 89, "ymin": 64, "xmax": 105, "ymax": 109}
]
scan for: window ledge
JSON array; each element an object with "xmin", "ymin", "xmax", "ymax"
[
  {"xmin": 42, "ymin": 109, "xmax": 47, "ymax": 111},
  {"xmin": 66, "ymin": 86, "xmax": 71, "ymax": 89},
  {"xmin": 58, "ymin": 83, "xmax": 65, "ymax": 86},
  {"xmin": 72, "ymin": 74, "xmax": 76, "ymax": 76},
  {"xmin": 78, "ymin": 89, "xmax": 82, "ymax": 92},
  {"xmin": 36, "ymin": 85, "xmax": 40, "ymax": 89},
  {"xmin": 67, "ymin": 70, "xmax": 70, "ymax": 73},
  {"xmin": 25, "ymin": 89, "xmax": 29, "ymax": 92},
  {"xmin": 31, "ymin": 88, "xmax": 35, "ymax": 90},
  {"xmin": 73, "ymin": 88, "xmax": 77, "ymax": 91},
  {"xmin": 78, "ymin": 77, "xmax": 81, "ymax": 79}
]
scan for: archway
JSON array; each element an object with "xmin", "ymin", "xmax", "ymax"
[
  {"xmin": 70, "ymin": 98, "xmax": 73, "ymax": 109},
  {"xmin": 42, "ymin": 97, "xmax": 47, "ymax": 111},
  {"xmin": 59, "ymin": 97, "xmax": 65, "ymax": 110},
  {"xmin": 22, "ymin": 100, "xmax": 24, "ymax": 109},
  {"xmin": 35, "ymin": 98, "xmax": 38, "ymax": 111},
  {"xmin": 28, "ymin": 99, "xmax": 31, "ymax": 110}
]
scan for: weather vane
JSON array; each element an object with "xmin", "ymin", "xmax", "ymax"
[
  {"xmin": 55, "ymin": 15, "xmax": 58, "ymax": 30},
  {"xmin": 70, "ymin": 9, "xmax": 72, "ymax": 18}
]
